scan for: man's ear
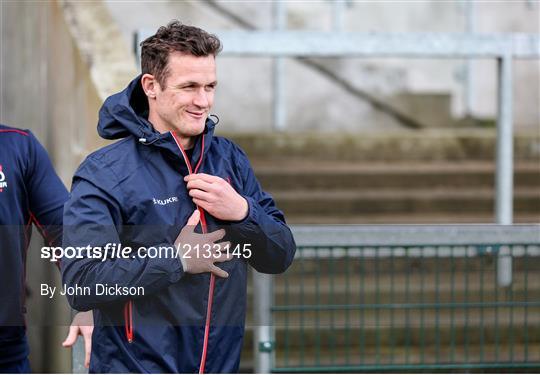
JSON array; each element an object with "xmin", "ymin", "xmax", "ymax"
[{"xmin": 141, "ymin": 73, "xmax": 158, "ymax": 99}]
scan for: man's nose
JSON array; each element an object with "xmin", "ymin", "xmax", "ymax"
[{"xmin": 193, "ymin": 89, "xmax": 209, "ymax": 108}]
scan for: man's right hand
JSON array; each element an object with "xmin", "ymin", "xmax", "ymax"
[{"xmin": 175, "ymin": 210, "xmax": 232, "ymax": 278}]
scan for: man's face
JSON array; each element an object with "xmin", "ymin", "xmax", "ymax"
[{"xmin": 149, "ymin": 52, "xmax": 217, "ymax": 142}]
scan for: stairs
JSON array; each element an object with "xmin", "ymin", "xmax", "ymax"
[
  {"xmin": 253, "ymin": 161, "xmax": 540, "ymax": 223},
  {"xmin": 221, "ymin": 129, "xmax": 540, "ymax": 224},
  {"xmin": 224, "ymin": 130, "xmax": 540, "ymax": 372}
]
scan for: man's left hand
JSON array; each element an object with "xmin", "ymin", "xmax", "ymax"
[{"xmin": 185, "ymin": 173, "xmax": 248, "ymax": 221}]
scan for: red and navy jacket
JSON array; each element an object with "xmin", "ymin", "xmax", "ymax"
[
  {"xmin": 61, "ymin": 76, "xmax": 296, "ymax": 373},
  {"xmin": 0, "ymin": 125, "xmax": 68, "ymax": 364}
]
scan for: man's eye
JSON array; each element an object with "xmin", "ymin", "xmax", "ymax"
[{"xmin": 205, "ymin": 85, "xmax": 216, "ymax": 91}]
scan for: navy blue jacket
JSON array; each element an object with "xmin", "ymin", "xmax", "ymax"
[
  {"xmin": 0, "ymin": 125, "xmax": 68, "ymax": 364},
  {"xmin": 61, "ymin": 76, "xmax": 296, "ymax": 373}
]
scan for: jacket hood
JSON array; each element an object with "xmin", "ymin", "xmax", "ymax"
[{"xmin": 97, "ymin": 75, "xmax": 216, "ymax": 144}]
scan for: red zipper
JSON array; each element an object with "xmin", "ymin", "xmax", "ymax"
[
  {"xmin": 123, "ymin": 131, "xmax": 213, "ymax": 372},
  {"xmin": 170, "ymin": 131, "xmax": 213, "ymax": 374},
  {"xmin": 124, "ymin": 300, "xmax": 133, "ymax": 343}
]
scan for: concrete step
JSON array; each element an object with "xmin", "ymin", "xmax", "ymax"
[
  {"xmin": 238, "ymin": 333, "xmax": 540, "ymax": 371},
  {"xmin": 269, "ymin": 343, "xmax": 540, "ymax": 369},
  {"xmin": 233, "ymin": 132, "xmax": 540, "ymax": 223},
  {"xmin": 254, "ymin": 162, "xmax": 540, "ymax": 191},
  {"xmin": 223, "ymin": 130, "xmax": 540, "ymax": 162},
  {"xmin": 267, "ymin": 257, "xmax": 538, "ymax": 282},
  {"xmin": 284, "ymin": 213, "xmax": 540, "ymax": 224},
  {"xmin": 270, "ymin": 188, "xmax": 540, "ymax": 216},
  {"xmin": 249, "ymin": 161, "xmax": 540, "ymax": 223},
  {"xmin": 243, "ymin": 267, "xmax": 540, "ymax": 329},
  {"xmin": 240, "ymin": 321, "xmax": 540, "ymax": 349},
  {"xmin": 268, "ymin": 276, "xmax": 540, "ymax": 306},
  {"xmin": 388, "ymin": 92, "xmax": 454, "ymax": 129},
  {"xmin": 245, "ymin": 292, "xmax": 540, "ymax": 325},
  {"xmin": 267, "ymin": 309, "xmax": 540, "ymax": 332}
]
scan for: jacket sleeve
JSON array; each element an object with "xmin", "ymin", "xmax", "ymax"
[
  {"xmin": 229, "ymin": 146, "xmax": 296, "ymax": 274},
  {"xmin": 61, "ymin": 156, "xmax": 184, "ymax": 311},
  {"xmin": 25, "ymin": 131, "xmax": 69, "ymax": 247}
]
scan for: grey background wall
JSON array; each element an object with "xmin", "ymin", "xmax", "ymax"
[
  {"xmin": 0, "ymin": 1, "xmax": 135, "ymax": 371},
  {"xmin": 1, "ymin": 2, "xmax": 90, "ymax": 371},
  {"xmin": 106, "ymin": 0, "xmax": 539, "ymax": 132}
]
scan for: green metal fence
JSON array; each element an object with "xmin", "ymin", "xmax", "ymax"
[{"xmin": 254, "ymin": 225, "xmax": 540, "ymax": 373}]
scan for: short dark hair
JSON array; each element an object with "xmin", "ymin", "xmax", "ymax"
[{"xmin": 140, "ymin": 20, "xmax": 222, "ymax": 87}]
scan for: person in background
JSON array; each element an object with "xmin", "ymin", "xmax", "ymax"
[{"xmin": 0, "ymin": 124, "xmax": 92, "ymax": 372}]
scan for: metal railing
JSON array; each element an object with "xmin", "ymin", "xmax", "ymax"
[{"xmin": 253, "ymin": 225, "xmax": 540, "ymax": 373}]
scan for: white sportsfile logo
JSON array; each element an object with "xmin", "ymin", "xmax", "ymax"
[{"xmin": 153, "ymin": 196, "xmax": 179, "ymax": 206}]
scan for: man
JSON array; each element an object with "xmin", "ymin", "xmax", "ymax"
[
  {"xmin": 61, "ymin": 21, "xmax": 296, "ymax": 373},
  {"xmin": 0, "ymin": 125, "xmax": 92, "ymax": 372}
]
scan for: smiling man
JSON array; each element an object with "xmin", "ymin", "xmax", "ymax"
[{"xmin": 61, "ymin": 21, "xmax": 296, "ymax": 373}]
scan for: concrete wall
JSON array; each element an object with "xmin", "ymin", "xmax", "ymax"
[
  {"xmin": 0, "ymin": 1, "xmax": 136, "ymax": 371},
  {"xmin": 1, "ymin": 2, "xmax": 79, "ymax": 371},
  {"xmin": 105, "ymin": 0, "xmax": 539, "ymax": 132}
]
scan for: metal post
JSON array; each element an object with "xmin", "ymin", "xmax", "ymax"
[
  {"xmin": 496, "ymin": 54, "xmax": 514, "ymax": 287},
  {"xmin": 273, "ymin": 1, "xmax": 286, "ymax": 130},
  {"xmin": 71, "ymin": 333, "xmax": 87, "ymax": 373},
  {"xmin": 464, "ymin": 0, "xmax": 475, "ymax": 116},
  {"xmin": 332, "ymin": 0, "xmax": 346, "ymax": 32},
  {"xmin": 253, "ymin": 271, "xmax": 274, "ymax": 373},
  {"xmin": 70, "ymin": 306, "xmax": 89, "ymax": 373}
]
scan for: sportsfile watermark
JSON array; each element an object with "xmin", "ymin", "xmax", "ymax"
[{"xmin": 41, "ymin": 242, "xmax": 253, "ymax": 263}]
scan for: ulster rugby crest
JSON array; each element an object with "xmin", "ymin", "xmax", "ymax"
[{"xmin": 0, "ymin": 165, "xmax": 7, "ymax": 192}]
